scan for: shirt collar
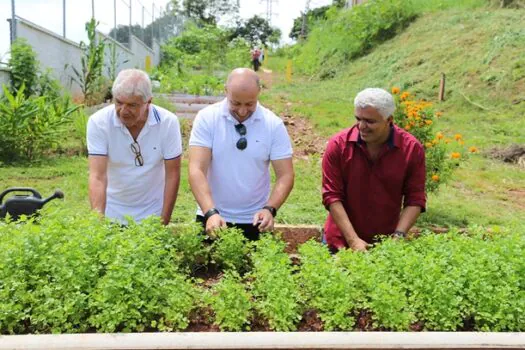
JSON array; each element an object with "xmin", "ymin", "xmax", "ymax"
[
  {"xmin": 220, "ymin": 98, "xmax": 262, "ymax": 124},
  {"xmin": 112, "ymin": 104, "xmax": 160, "ymax": 128}
]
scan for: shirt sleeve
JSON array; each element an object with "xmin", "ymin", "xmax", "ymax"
[
  {"xmin": 189, "ymin": 112, "xmax": 212, "ymax": 149},
  {"xmin": 87, "ymin": 116, "xmax": 108, "ymax": 156},
  {"xmin": 162, "ymin": 115, "xmax": 183, "ymax": 160},
  {"xmin": 403, "ymin": 142, "xmax": 427, "ymax": 212},
  {"xmin": 322, "ymin": 138, "xmax": 345, "ymax": 210},
  {"xmin": 270, "ymin": 120, "xmax": 293, "ymax": 160}
]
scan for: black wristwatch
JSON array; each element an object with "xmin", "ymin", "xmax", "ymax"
[
  {"xmin": 204, "ymin": 208, "xmax": 220, "ymax": 222},
  {"xmin": 262, "ymin": 205, "xmax": 277, "ymax": 217},
  {"xmin": 393, "ymin": 230, "xmax": 406, "ymax": 238}
]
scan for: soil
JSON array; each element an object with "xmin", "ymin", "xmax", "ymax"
[{"xmin": 487, "ymin": 144, "xmax": 525, "ymax": 168}]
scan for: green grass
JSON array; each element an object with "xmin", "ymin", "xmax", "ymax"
[{"xmin": 0, "ymin": 156, "xmax": 325, "ymax": 225}]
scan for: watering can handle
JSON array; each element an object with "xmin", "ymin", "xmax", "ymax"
[{"xmin": 0, "ymin": 188, "xmax": 42, "ymax": 203}]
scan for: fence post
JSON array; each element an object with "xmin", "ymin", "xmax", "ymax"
[
  {"xmin": 286, "ymin": 60, "xmax": 293, "ymax": 84},
  {"xmin": 439, "ymin": 73, "xmax": 446, "ymax": 102}
]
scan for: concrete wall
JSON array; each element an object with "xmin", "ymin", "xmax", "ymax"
[
  {"xmin": 13, "ymin": 17, "xmax": 83, "ymax": 97},
  {"xmin": 0, "ymin": 67, "xmax": 9, "ymax": 92},
  {"xmin": 129, "ymin": 35, "xmax": 155, "ymax": 71},
  {"xmin": 97, "ymin": 32, "xmax": 135, "ymax": 79}
]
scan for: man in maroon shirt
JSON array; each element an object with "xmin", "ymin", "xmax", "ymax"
[{"xmin": 322, "ymin": 88, "xmax": 426, "ymax": 251}]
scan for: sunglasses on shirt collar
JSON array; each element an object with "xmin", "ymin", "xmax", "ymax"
[{"xmin": 235, "ymin": 123, "xmax": 247, "ymax": 150}]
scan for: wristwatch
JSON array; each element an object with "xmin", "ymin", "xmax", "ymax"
[
  {"xmin": 393, "ymin": 230, "xmax": 406, "ymax": 238},
  {"xmin": 204, "ymin": 208, "xmax": 220, "ymax": 222},
  {"xmin": 262, "ymin": 205, "xmax": 277, "ymax": 217}
]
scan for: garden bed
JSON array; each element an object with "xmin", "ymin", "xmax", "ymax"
[{"xmin": 1, "ymin": 212, "xmax": 524, "ymax": 336}]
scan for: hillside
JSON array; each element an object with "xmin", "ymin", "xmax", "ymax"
[{"xmin": 262, "ymin": 7, "xmax": 525, "ymax": 228}]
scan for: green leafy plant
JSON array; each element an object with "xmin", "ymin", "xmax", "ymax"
[
  {"xmin": 0, "ymin": 85, "xmax": 79, "ymax": 162},
  {"xmin": 69, "ymin": 19, "xmax": 105, "ymax": 105},
  {"xmin": 207, "ymin": 271, "xmax": 253, "ymax": 331},
  {"xmin": 248, "ymin": 234, "xmax": 301, "ymax": 331},
  {"xmin": 210, "ymin": 227, "xmax": 249, "ymax": 272},
  {"xmin": 8, "ymin": 38, "xmax": 39, "ymax": 97}
]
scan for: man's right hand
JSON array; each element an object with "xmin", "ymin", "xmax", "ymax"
[
  {"xmin": 348, "ymin": 237, "xmax": 370, "ymax": 252},
  {"xmin": 205, "ymin": 214, "xmax": 227, "ymax": 238}
]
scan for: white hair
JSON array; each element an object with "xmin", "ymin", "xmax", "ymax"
[
  {"xmin": 354, "ymin": 88, "xmax": 395, "ymax": 119},
  {"xmin": 112, "ymin": 69, "xmax": 152, "ymax": 102}
]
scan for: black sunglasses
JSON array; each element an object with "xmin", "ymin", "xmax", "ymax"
[
  {"xmin": 235, "ymin": 123, "xmax": 247, "ymax": 150},
  {"xmin": 130, "ymin": 141, "xmax": 144, "ymax": 166}
]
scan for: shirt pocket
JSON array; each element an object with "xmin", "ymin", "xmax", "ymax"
[{"xmin": 251, "ymin": 139, "xmax": 270, "ymax": 161}]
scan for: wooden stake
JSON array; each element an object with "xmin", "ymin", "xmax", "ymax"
[{"xmin": 439, "ymin": 73, "xmax": 446, "ymax": 101}]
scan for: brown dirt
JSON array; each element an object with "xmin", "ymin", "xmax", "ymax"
[
  {"xmin": 486, "ymin": 144, "xmax": 525, "ymax": 168},
  {"xmin": 275, "ymin": 225, "xmax": 322, "ymax": 254},
  {"xmin": 281, "ymin": 112, "xmax": 327, "ymax": 159},
  {"xmin": 297, "ymin": 310, "xmax": 324, "ymax": 331}
]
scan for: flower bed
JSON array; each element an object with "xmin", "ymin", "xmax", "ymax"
[{"xmin": 0, "ymin": 212, "xmax": 524, "ymax": 334}]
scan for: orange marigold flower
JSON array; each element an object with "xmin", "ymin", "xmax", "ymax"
[
  {"xmin": 400, "ymin": 92, "xmax": 410, "ymax": 100},
  {"xmin": 432, "ymin": 139, "xmax": 438, "ymax": 145},
  {"xmin": 459, "ymin": 140, "xmax": 465, "ymax": 146},
  {"xmin": 431, "ymin": 174, "xmax": 440, "ymax": 182},
  {"xmin": 404, "ymin": 124, "xmax": 411, "ymax": 131},
  {"xmin": 425, "ymin": 120, "xmax": 433, "ymax": 125},
  {"xmin": 451, "ymin": 152, "xmax": 461, "ymax": 159},
  {"xmin": 469, "ymin": 146, "xmax": 479, "ymax": 153},
  {"xmin": 392, "ymin": 87, "xmax": 400, "ymax": 94},
  {"xmin": 436, "ymin": 132, "xmax": 444, "ymax": 140},
  {"xmin": 425, "ymin": 142, "xmax": 433, "ymax": 148},
  {"xmin": 445, "ymin": 139, "xmax": 451, "ymax": 144},
  {"xmin": 435, "ymin": 111, "xmax": 443, "ymax": 117},
  {"xmin": 454, "ymin": 134, "xmax": 462, "ymax": 141}
]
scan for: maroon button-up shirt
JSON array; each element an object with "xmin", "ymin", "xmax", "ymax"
[{"xmin": 322, "ymin": 124, "xmax": 426, "ymax": 249}]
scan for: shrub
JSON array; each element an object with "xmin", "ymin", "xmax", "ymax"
[
  {"xmin": 8, "ymin": 38, "xmax": 39, "ymax": 97},
  {"xmin": 0, "ymin": 85, "xmax": 79, "ymax": 162},
  {"xmin": 391, "ymin": 88, "xmax": 476, "ymax": 192}
]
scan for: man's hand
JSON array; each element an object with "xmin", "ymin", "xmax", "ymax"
[
  {"xmin": 205, "ymin": 214, "xmax": 227, "ymax": 238},
  {"xmin": 348, "ymin": 237, "xmax": 371, "ymax": 252},
  {"xmin": 252, "ymin": 209, "xmax": 274, "ymax": 232}
]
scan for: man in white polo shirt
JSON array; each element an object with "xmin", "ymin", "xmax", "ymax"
[
  {"xmin": 189, "ymin": 68, "xmax": 294, "ymax": 240},
  {"xmin": 87, "ymin": 69, "xmax": 182, "ymax": 225}
]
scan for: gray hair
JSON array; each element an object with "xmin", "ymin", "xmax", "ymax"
[
  {"xmin": 354, "ymin": 88, "xmax": 395, "ymax": 119},
  {"xmin": 112, "ymin": 69, "xmax": 152, "ymax": 102}
]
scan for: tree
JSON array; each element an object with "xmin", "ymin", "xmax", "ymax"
[
  {"xmin": 180, "ymin": 0, "xmax": 239, "ymax": 26},
  {"xmin": 108, "ymin": 9, "xmax": 184, "ymax": 48},
  {"xmin": 231, "ymin": 16, "xmax": 281, "ymax": 46},
  {"xmin": 289, "ymin": 5, "xmax": 330, "ymax": 40},
  {"xmin": 333, "ymin": 0, "xmax": 346, "ymax": 8}
]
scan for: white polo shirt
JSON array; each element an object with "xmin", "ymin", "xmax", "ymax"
[
  {"xmin": 189, "ymin": 99, "xmax": 293, "ymax": 223},
  {"xmin": 87, "ymin": 104, "xmax": 182, "ymax": 223}
]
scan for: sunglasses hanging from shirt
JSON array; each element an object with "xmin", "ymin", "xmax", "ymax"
[
  {"xmin": 130, "ymin": 141, "xmax": 144, "ymax": 166},
  {"xmin": 235, "ymin": 123, "xmax": 247, "ymax": 150}
]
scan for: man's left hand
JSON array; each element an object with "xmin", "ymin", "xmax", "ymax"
[{"xmin": 252, "ymin": 209, "xmax": 274, "ymax": 232}]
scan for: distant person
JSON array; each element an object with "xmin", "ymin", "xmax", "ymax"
[
  {"xmin": 251, "ymin": 47, "xmax": 261, "ymax": 72},
  {"xmin": 259, "ymin": 47, "xmax": 265, "ymax": 65},
  {"xmin": 87, "ymin": 69, "xmax": 182, "ymax": 225},
  {"xmin": 322, "ymin": 88, "xmax": 426, "ymax": 251},
  {"xmin": 188, "ymin": 68, "xmax": 294, "ymax": 240}
]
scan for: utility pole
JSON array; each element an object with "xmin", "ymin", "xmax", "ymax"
[
  {"xmin": 300, "ymin": 0, "xmax": 311, "ymax": 40},
  {"xmin": 92, "ymin": 0, "xmax": 95, "ymax": 19},
  {"xmin": 261, "ymin": 0, "xmax": 278, "ymax": 25},
  {"xmin": 129, "ymin": 0, "xmax": 132, "ymax": 43},
  {"xmin": 113, "ymin": 0, "xmax": 117, "ymax": 40},
  {"xmin": 11, "ymin": 0, "xmax": 16, "ymax": 44},
  {"xmin": 142, "ymin": 5, "xmax": 145, "ymax": 43},
  {"xmin": 151, "ymin": 3, "xmax": 154, "ymax": 45},
  {"xmin": 63, "ymin": 0, "xmax": 66, "ymax": 38}
]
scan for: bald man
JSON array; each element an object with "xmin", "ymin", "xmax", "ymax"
[{"xmin": 189, "ymin": 68, "xmax": 294, "ymax": 240}]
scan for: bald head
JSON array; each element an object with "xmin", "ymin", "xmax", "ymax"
[
  {"xmin": 226, "ymin": 68, "xmax": 261, "ymax": 92},
  {"xmin": 225, "ymin": 68, "xmax": 261, "ymax": 122}
]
